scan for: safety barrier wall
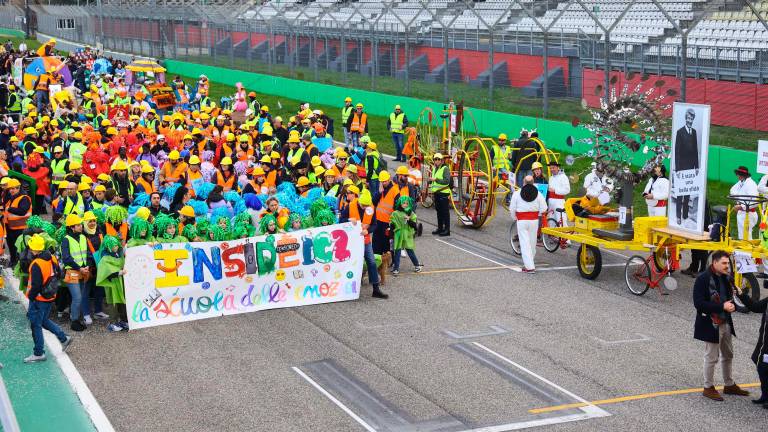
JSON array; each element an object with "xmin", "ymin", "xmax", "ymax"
[{"xmin": 165, "ymin": 59, "xmax": 758, "ymax": 183}]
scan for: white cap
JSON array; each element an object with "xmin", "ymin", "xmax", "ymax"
[
  {"xmin": 312, "ymin": 109, "xmax": 321, "ymax": 115},
  {"xmin": 157, "ymin": 134, "xmax": 165, "ymax": 140},
  {"xmin": 245, "ymin": 109, "xmax": 254, "ymax": 116}
]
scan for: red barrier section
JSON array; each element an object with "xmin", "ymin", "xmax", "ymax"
[{"xmin": 582, "ymin": 68, "xmax": 767, "ymax": 131}]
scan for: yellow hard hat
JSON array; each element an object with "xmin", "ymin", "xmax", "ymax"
[
  {"xmin": 135, "ymin": 207, "xmax": 150, "ymax": 221},
  {"xmin": 9, "ymin": 136, "xmax": 18, "ymax": 143},
  {"xmin": 97, "ymin": 173, "xmax": 111, "ymax": 182},
  {"xmin": 5, "ymin": 178, "xmax": 20, "ymax": 188},
  {"xmin": 83, "ymin": 211, "xmax": 97, "ymax": 222},
  {"xmin": 396, "ymin": 166, "xmax": 409, "ymax": 175},
  {"xmin": 337, "ymin": 150, "xmax": 349, "ymax": 159},
  {"xmin": 358, "ymin": 189, "xmax": 373, "ymax": 206},
  {"xmin": 260, "ymin": 140, "xmax": 273, "ymax": 149},
  {"xmin": 222, "ymin": 109, "xmax": 232, "ymax": 115},
  {"xmin": 252, "ymin": 167, "xmax": 265, "ymax": 176},
  {"xmin": 188, "ymin": 155, "xmax": 201, "ymax": 165},
  {"xmin": 296, "ymin": 176, "xmax": 310, "ymax": 187},
  {"xmin": 200, "ymin": 113, "xmax": 210, "ymax": 120},
  {"xmin": 287, "ymin": 135, "xmax": 300, "ymax": 144},
  {"xmin": 141, "ymin": 164, "xmax": 155, "ymax": 174},
  {"xmin": 94, "ymin": 185, "xmax": 106, "ymax": 192},
  {"xmin": 101, "ymin": 119, "xmax": 111, "ymax": 127},
  {"xmin": 82, "ymin": 175, "xmax": 93, "ymax": 185},
  {"xmin": 311, "ymin": 156, "xmax": 321, "ymax": 167},
  {"xmin": 379, "ymin": 171, "xmax": 391, "ymax": 182},
  {"xmin": 191, "ymin": 128, "xmax": 202, "ymax": 135},
  {"xmin": 27, "ymin": 234, "xmax": 46, "ymax": 252},
  {"xmin": 65, "ymin": 213, "xmax": 83, "ymax": 227},
  {"xmin": 179, "ymin": 205, "xmax": 196, "ymax": 218},
  {"xmin": 314, "ymin": 166, "xmax": 326, "ymax": 176},
  {"xmin": 259, "ymin": 155, "xmax": 271, "ymax": 164},
  {"xmin": 498, "ymin": 133, "xmax": 508, "ymax": 141},
  {"xmin": 57, "ymin": 182, "xmax": 69, "ymax": 190},
  {"xmin": 220, "ymin": 156, "xmax": 233, "ymax": 166},
  {"xmin": 183, "ymin": 134, "xmax": 193, "ymax": 141},
  {"xmin": 433, "ymin": 153, "xmax": 444, "ymax": 160},
  {"xmin": 356, "ymin": 103, "xmax": 363, "ymax": 108},
  {"xmin": 23, "ymin": 127, "xmax": 36, "ymax": 135},
  {"xmin": 168, "ymin": 150, "xmax": 180, "ymax": 160},
  {"xmin": 531, "ymin": 161, "xmax": 544, "ymax": 170},
  {"xmin": 41, "ymin": 115, "xmax": 50, "ymax": 122},
  {"xmin": 347, "ymin": 185, "xmax": 360, "ymax": 195},
  {"xmin": 261, "ymin": 105, "xmax": 269, "ymax": 112},
  {"xmin": 53, "ymin": 146, "xmax": 63, "ymax": 153},
  {"xmin": 239, "ymin": 135, "xmax": 249, "ymax": 143},
  {"xmin": 72, "ymin": 131, "xmax": 83, "ymax": 140},
  {"xmin": 77, "ymin": 183, "xmax": 90, "ymax": 192},
  {"xmin": 345, "ymin": 97, "xmax": 352, "ymax": 102},
  {"xmin": 71, "ymin": 121, "xmax": 80, "ymax": 128},
  {"xmin": 367, "ymin": 142, "xmax": 377, "ymax": 150},
  {"xmin": 106, "ymin": 127, "xmax": 118, "ymax": 136},
  {"xmin": 270, "ymin": 151, "xmax": 281, "ymax": 159},
  {"xmin": 226, "ymin": 133, "xmax": 235, "ymax": 142},
  {"xmin": 345, "ymin": 164, "xmax": 357, "ymax": 174},
  {"xmin": 34, "ymin": 146, "xmax": 45, "ymax": 154},
  {"xmin": 69, "ymin": 161, "xmax": 82, "ymax": 170},
  {"xmin": 324, "ymin": 169, "xmax": 336, "ymax": 178},
  {"xmin": 162, "ymin": 115, "xmax": 172, "ymax": 122},
  {"xmin": 112, "ymin": 160, "xmax": 128, "ymax": 171},
  {"xmin": 394, "ymin": 105, "xmax": 401, "ymax": 110}
]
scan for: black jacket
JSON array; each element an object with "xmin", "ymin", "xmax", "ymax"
[
  {"xmin": 737, "ymin": 294, "xmax": 768, "ymax": 365},
  {"xmin": 674, "ymin": 126, "xmax": 699, "ymax": 171},
  {"xmin": 27, "ymin": 251, "xmax": 56, "ymax": 301},
  {"xmin": 693, "ymin": 269, "xmax": 737, "ymax": 343}
]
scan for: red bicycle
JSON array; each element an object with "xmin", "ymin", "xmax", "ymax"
[{"xmin": 624, "ymin": 246, "xmax": 679, "ymax": 296}]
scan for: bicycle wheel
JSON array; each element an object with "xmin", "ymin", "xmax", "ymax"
[
  {"xmin": 542, "ymin": 217, "xmax": 561, "ymax": 253},
  {"xmin": 625, "ymin": 255, "xmax": 651, "ymax": 296},
  {"xmin": 509, "ymin": 221, "xmax": 521, "ymax": 256}
]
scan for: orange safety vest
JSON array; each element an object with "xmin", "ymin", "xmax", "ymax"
[
  {"xmin": 161, "ymin": 161, "xmax": 188, "ymax": 184},
  {"xmin": 350, "ymin": 112, "xmax": 367, "ymax": 133},
  {"xmin": 4, "ymin": 194, "xmax": 31, "ymax": 230},
  {"xmin": 106, "ymin": 222, "xmax": 129, "ymax": 245},
  {"xmin": 27, "ymin": 255, "xmax": 59, "ymax": 302},
  {"xmin": 375, "ymin": 184, "xmax": 400, "ymax": 223},
  {"xmin": 216, "ymin": 170, "xmax": 237, "ymax": 192},
  {"xmin": 399, "ymin": 184, "xmax": 410, "ymax": 199},
  {"xmin": 185, "ymin": 170, "xmax": 203, "ymax": 189},
  {"xmin": 349, "ymin": 200, "xmax": 374, "ymax": 244},
  {"xmin": 86, "ymin": 234, "xmax": 103, "ymax": 254},
  {"xmin": 265, "ymin": 170, "xmax": 277, "ymax": 189},
  {"xmin": 35, "ymin": 74, "xmax": 50, "ymax": 92},
  {"xmin": 136, "ymin": 177, "xmax": 156, "ymax": 194},
  {"xmin": 236, "ymin": 147, "xmax": 254, "ymax": 162}
]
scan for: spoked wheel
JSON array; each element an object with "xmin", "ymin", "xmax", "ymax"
[
  {"xmin": 625, "ymin": 255, "xmax": 651, "ymax": 296},
  {"xmin": 542, "ymin": 217, "xmax": 561, "ymax": 253},
  {"xmin": 420, "ymin": 164, "xmax": 434, "ymax": 208},
  {"xmin": 738, "ymin": 272, "xmax": 761, "ymax": 302},
  {"xmin": 576, "ymin": 244, "xmax": 602, "ymax": 279},
  {"xmin": 653, "ymin": 246, "xmax": 671, "ymax": 272},
  {"xmin": 454, "ymin": 140, "xmax": 493, "ymax": 228},
  {"xmin": 509, "ymin": 221, "xmax": 521, "ymax": 256}
]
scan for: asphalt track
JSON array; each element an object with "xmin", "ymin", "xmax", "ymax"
[{"xmin": 58, "ymin": 198, "xmax": 768, "ymax": 432}]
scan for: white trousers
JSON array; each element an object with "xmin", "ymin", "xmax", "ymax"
[
  {"xmin": 647, "ymin": 206, "xmax": 667, "ymax": 217},
  {"xmin": 736, "ymin": 211, "xmax": 758, "ymax": 240},
  {"xmin": 517, "ymin": 219, "xmax": 539, "ymax": 270},
  {"xmin": 548, "ymin": 198, "xmax": 567, "ymax": 226}
]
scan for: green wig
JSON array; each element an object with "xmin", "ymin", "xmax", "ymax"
[
  {"xmin": 99, "ymin": 235, "xmax": 122, "ymax": 256},
  {"xmin": 208, "ymin": 224, "xmax": 228, "ymax": 241},
  {"xmin": 258, "ymin": 213, "xmax": 278, "ymax": 235},
  {"xmin": 395, "ymin": 195, "xmax": 415, "ymax": 214},
  {"xmin": 153, "ymin": 214, "xmax": 178, "ymax": 240},
  {"xmin": 314, "ymin": 209, "xmax": 336, "ymax": 227},
  {"xmin": 129, "ymin": 218, "xmax": 153, "ymax": 240},
  {"xmin": 182, "ymin": 224, "xmax": 199, "ymax": 241},
  {"xmin": 105, "ymin": 205, "xmax": 128, "ymax": 225},
  {"xmin": 287, "ymin": 213, "xmax": 302, "ymax": 231}
]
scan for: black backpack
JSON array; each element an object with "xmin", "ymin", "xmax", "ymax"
[{"xmin": 39, "ymin": 260, "xmax": 62, "ymax": 300}]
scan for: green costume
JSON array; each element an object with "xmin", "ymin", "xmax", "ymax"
[
  {"xmin": 95, "ymin": 236, "xmax": 126, "ymax": 305},
  {"xmin": 153, "ymin": 214, "xmax": 188, "ymax": 243},
  {"xmin": 126, "ymin": 218, "xmax": 154, "ymax": 248},
  {"xmin": 390, "ymin": 196, "xmax": 417, "ymax": 250}
]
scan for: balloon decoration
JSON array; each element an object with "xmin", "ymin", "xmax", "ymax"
[
  {"xmin": 22, "ymin": 57, "xmax": 72, "ymax": 90},
  {"xmin": 92, "ymin": 58, "xmax": 112, "ymax": 76}
]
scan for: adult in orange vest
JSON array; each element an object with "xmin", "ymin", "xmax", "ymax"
[
  {"xmin": 33, "ymin": 67, "xmax": 60, "ymax": 112},
  {"xmin": 373, "ymin": 170, "xmax": 399, "ymax": 255},
  {"xmin": 216, "ymin": 157, "xmax": 239, "ymax": 193},
  {"xmin": 394, "ymin": 165, "xmax": 413, "ymax": 200},
  {"xmin": 136, "ymin": 164, "xmax": 157, "ymax": 195},
  {"xmin": 24, "ymin": 234, "xmax": 73, "ymax": 363},
  {"xmin": 182, "ymin": 155, "xmax": 204, "ymax": 193},
  {"xmin": 349, "ymin": 189, "xmax": 388, "ymax": 299},
  {"xmin": 159, "ymin": 150, "xmax": 188, "ymax": 187},
  {"xmin": 3, "ymin": 178, "xmax": 32, "ymax": 265},
  {"xmin": 344, "ymin": 103, "xmax": 368, "ymax": 148}
]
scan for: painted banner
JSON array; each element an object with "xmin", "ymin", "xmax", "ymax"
[
  {"xmin": 668, "ymin": 103, "xmax": 710, "ymax": 234},
  {"xmin": 757, "ymin": 140, "xmax": 768, "ymax": 175},
  {"xmin": 124, "ymin": 223, "xmax": 364, "ymax": 329}
]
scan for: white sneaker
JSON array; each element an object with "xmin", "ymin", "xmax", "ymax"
[
  {"xmin": 401, "ymin": 250, "xmax": 407, "ymax": 258},
  {"xmin": 24, "ymin": 354, "xmax": 47, "ymax": 363},
  {"xmin": 93, "ymin": 312, "xmax": 110, "ymax": 320},
  {"xmin": 83, "ymin": 315, "xmax": 93, "ymax": 325}
]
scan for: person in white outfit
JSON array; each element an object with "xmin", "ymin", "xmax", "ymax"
[
  {"xmin": 730, "ymin": 166, "xmax": 759, "ymax": 240},
  {"xmin": 583, "ymin": 166, "xmax": 613, "ymax": 199},
  {"xmin": 643, "ymin": 164, "xmax": 670, "ymax": 217},
  {"xmin": 547, "ymin": 160, "xmax": 571, "ymax": 225},
  {"xmin": 757, "ymin": 171, "xmax": 768, "ymax": 198},
  {"xmin": 510, "ymin": 176, "xmax": 547, "ymax": 273}
]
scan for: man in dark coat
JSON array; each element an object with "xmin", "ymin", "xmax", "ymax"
[
  {"xmin": 692, "ymin": 250, "xmax": 750, "ymax": 401},
  {"xmin": 673, "ymin": 108, "xmax": 700, "ymax": 225}
]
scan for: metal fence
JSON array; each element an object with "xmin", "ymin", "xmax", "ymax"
[{"xmin": 8, "ymin": 0, "xmax": 768, "ymax": 130}]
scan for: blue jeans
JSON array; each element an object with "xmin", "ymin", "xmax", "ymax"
[
  {"xmin": 515, "ymin": 169, "xmax": 532, "ymax": 188},
  {"xmin": 67, "ymin": 281, "xmax": 84, "ymax": 321},
  {"xmin": 392, "ymin": 248, "xmax": 420, "ymax": 271},
  {"xmin": 82, "ymin": 278, "xmax": 105, "ymax": 316},
  {"xmin": 28, "ymin": 300, "xmax": 68, "ymax": 356},
  {"xmin": 368, "ymin": 178, "xmax": 380, "ymax": 202},
  {"xmin": 343, "ymin": 127, "xmax": 351, "ymax": 147},
  {"xmin": 392, "ymin": 133, "xmax": 404, "ymax": 160},
  {"xmin": 35, "ymin": 90, "xmax": 49, "ymax": 112},
  {"xmin": 363, "ymin": 243, "xmax": 379, "ymax": 286},
  {"xmin": 350, "ymin": 132, "xmax": 362, "ymax": 147}
]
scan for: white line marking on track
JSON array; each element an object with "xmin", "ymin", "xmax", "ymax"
[
  {"xmin": 292, "ymin": 366, "xmax": 378, "ymax": 432},
  {"xmin": 8, "ymin": 272, "xmax": 115, "ymax": 432},
  {"xmin": 434, "ymin": 238, "xmax": 521, "ymax": 271},
  {"xmin": 592, "ymin": 333, "xmax": 652, "ymax": 345},
  {"xmin": 536, "ymin": 263, "xmax": 626, "ymax": 272}
]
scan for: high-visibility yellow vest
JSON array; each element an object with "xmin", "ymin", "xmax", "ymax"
[
  {"xmin": 430, "ymin": 165, "xmax": 450, "ymax": 194},
  {"xmin": 492, "ymin": 144, "xmax": 512, "ymax": 171},
  {"xmin": 51, "ymin": 158, "xmax": 68, "ymax": 185},
  {"xmin": 64, "ymin": 234, "xmax": 88, "ymax": 269},
  {"xmin": 63, "ymin": 193, "xmax": 85, "ymax": 216},
  {"xmin": 7, "ymin": 92, "xmax": 20, "ymax": 112},
  {"xmin": 366, "ymin": 151, "xmax": 380, "ymax": 180},
  {"xmin": 389, "ymin": 112, "xmax": 405, "ymax": 134},
  {"xmin": 341, "ymin": 106, "xmax": 353, "ymax": 123}
]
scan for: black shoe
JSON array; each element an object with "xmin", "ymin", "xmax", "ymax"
[
  {"xmin": 432, "ymin": 229, "xmax": 442, "ymax": 235},
  {"xmin": 417, "ymin": 223, "xmax": 423, "ymax": 237},
  {"xmin": 439, "ymin": 231, "xmax": 450, "ymax": 237},
  {"xmin": 371, "ymin": 286, "xmax": 389, "ymax": 299},
  {"xmin": 752, "ymin": 397, "xmax": 768, "ymax": 404},
  {"xmin": 70, "ymin": 320, "xmax": 86, "ymax": 332}
]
